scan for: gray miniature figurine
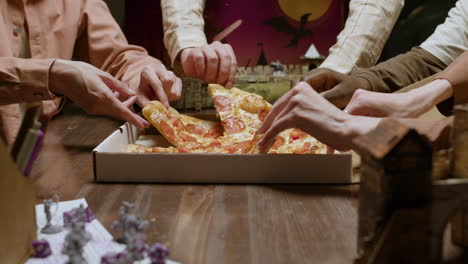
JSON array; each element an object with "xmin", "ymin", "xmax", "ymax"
[
  {"xmin": 112, "ymin": 201, "xmax": 148, "ymax": 244},
  {"xmin": 125, "ymin": 237, "xmax": 147, "ymax": 262},
  {"xmin": 62, "ymin": 205, "xmax": 92, "ymax": 264},
  {"xmin": 40, "ymin": 199, "xmax": 63, "ymax": 234}
]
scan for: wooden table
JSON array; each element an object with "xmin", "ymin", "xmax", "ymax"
[{"xmin": 30, "ymin": 102, "xmax": 468, "ymax": 264}]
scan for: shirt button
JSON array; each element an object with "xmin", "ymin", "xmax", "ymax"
[{"xmin": 13, "ymin": 26, "xmax": 20, "ymax": 36}]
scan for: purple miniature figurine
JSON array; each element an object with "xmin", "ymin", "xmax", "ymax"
[
  {"xmin": 147, "ymin": 243, "xmax": 169, "ymax": 264},
  {"xmin": 32, "ymin": 239, "xmax": 52, "ymax": 258},
  {"xmin": 64, "ymin": 204, "xmax": 95, "ymax": 227}
]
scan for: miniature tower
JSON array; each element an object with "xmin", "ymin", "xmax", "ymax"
[{"xmin": 353, "ymin": 118, "xmax": 433, "ymax": 264}]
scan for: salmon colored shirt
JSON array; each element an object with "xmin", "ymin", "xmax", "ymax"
[{"xmin": 0, "ymin": 0, "xmax": 163, "ymax": 145}]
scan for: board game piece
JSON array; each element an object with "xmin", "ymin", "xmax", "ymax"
[
  {"xmin": 40, "ymin": 199, "xmax": 63, "ymax": 234},
  {"xmin": 62, "ymin": 205, "xmax": 92, "ymax": 264},
  {"xmin": 112, "ymin": 201, "xmax": 148, "ymax": 244},
  {"xmin": 147, "ymin": 243, "xmax": 169, "ymax": 264},
  {"xmin": 32, "ymin": 239, "xmax": 52, "ymax": 258}
]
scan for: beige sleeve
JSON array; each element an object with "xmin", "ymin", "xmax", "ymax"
[
  {"xmin": 352, "ymin": 47, "xmax": 448, "ymax": 93},
  {"xmin": 161, "ymin": 0, "xmax": 208, "ymax": 66},
  {"xmin": 0, "ymin": 57, "xmax": 57, "ymax": 105},
  {"xmin": 319, "ymin": 0, "xmax": 404, "ymax": 74}
]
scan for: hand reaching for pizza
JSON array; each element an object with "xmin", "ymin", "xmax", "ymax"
[
  {"xmin": 256, "ymin": 82, "xmax": 380, "ymax": 152},
  {"xmin": 302, "ymin": 68, "xmax": 371, "ymax": 108},
  {"xmin": 344, "ymin": 79, "xmax": 453, "ymax": 118},
  {"xmin": 180, "ymin": 41, "xmax": 237, "ymax": 89},
  {"xmin": 136, "ymin": 64, "xmax": 182, "ymax": 108},
  {"xmin": 49, "ymin": 59, "xmax": 149, "ymax": 130}
]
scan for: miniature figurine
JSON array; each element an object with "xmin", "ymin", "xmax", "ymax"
[
  {"xmin": 125, "ymin": 237, "xmax": 147, "ymax": 262},
  {"xmin": 32, "ymin": 239, "xmax": 52, "ymax": 258},
  {"xmin": 64, "ymin": 204, "xmax": 94, "ymax": 227},
  {"xmin": 100, "ymin": 252, "xmax": 128, "ymax": 264},
  {"xmin": 62, "ymin": 205, "xmax": 92, "ymax": 264},
  {"xmin": 147, "ymin": 243, "xmax": 169, "ymax": 264},
  {"xmin": 40, "ymin": 199, "xmax": 63, "ymax": 234},
  {"xmin": 112, "ymin": 201, "xmax": 148, "ymax": 244}
]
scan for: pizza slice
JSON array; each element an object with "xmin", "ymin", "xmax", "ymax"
[
  {"xmin": 208, "ymin": 84, "xmax": 271, "ymax": 142},
  {"xmin": 142, "ymin": 101, "xmax": 223, "ymax": 147},
  {"xmin": 209, "ymin": 84, "xmax": 327, "ymax": 154},
  {"xmin": 269, "ymin": 129, "xmax": 327, "ymax": 154}
]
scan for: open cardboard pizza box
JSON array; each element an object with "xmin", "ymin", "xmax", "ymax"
[{"xmin": 93, "ymin": 121, "xmax": 355, "ymax": 183}]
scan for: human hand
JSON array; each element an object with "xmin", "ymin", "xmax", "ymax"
[
  {"xmin": 303, "ymin": 68, "xmax": 370, "ymax": 108},
  {"xmin": 344, "ymin": 78, "xmax": 453, "ymax": 118},
  {"xmin": 257, "ymin": 82, "xmax": 360, "ymax": 152},
  {"xmin": 136, "ymin": 64, "xmax": 182, "ymax": 108},
  {"xmin": 49, "ymin": 59, "xmax": 149, "ymax": 129},
  {"xmin": 180, "ymin": 41, "xmax": 237, "ymax": 88},
  {"xmin": 344, "ymin": 89, "xmax": 415, "ymax": 117}
]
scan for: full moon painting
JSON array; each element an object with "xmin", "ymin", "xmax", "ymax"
[{"xmin": 204, "ymin": 0, "xmax": 344, "ymax": 66}]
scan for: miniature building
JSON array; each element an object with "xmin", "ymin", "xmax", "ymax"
[
  {"xmin": 353, "ymin": 116, "xmax": 468, "ymax": 264},
  {"xmin": 353, "ymin": 118, "xmax": 433, "ymax": 264}
]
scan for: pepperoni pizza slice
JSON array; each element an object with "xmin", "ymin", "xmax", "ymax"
[
  {"xmin": 208, "ymin": 84, "xmax": 271, "ymax": 143},
  {"xmin": 142, "ymin": 101, "xmax": 223, "ymax": 147}
]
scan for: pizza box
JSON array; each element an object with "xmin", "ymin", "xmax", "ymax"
[{"xmin": 93, "ymin": 123, "xmax": 355, "ymax": 183}]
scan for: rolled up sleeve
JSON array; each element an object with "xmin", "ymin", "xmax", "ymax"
[
  {"xmin": 73, "ymin": 0, "xmax": 165, "ymax": 91},
  {"xmin": 320, "ymin": 0, "xmax": 404, "ymax": 74},
  {"xmin": 0, "ymin": 57, "xmax": 57, "ymax": 105},
  {"xmin": 161, "ymin": 0, "xmax": 207, "ymax": 66}
]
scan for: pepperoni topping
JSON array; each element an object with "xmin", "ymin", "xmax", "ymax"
[
  {"xmin": 270, "ymin": 136, "xmax": 286, "ymax": 150},
  {"xmin": 208, "ymin": 139, "xmax": 222, "ymax": 147},
  {"xmin": 223, "ymin": 117, "xmax": 246, "ymax": 133},
  {"xmin": 294, "ymin": 142, "xmax": 312, "ymax": 154},
  {"xmin": 178, "ymin": 132, "xmax": 197, "ymax": 142},
  {"xmin": 290, "ymin": 129, "xmax": 308, "ymax": 141},
  {"xmin": 258, "ymin": 109, "xmax": 269, "ymax": 122},
  {"xmin": 172, "ymin": 119, "xmax": 184, "ymax": 129},
  {"xmin": 177, "ymin": 147, "xmax": 191, "ymax": 153},
  {"xmin": 213, "ymin": 96, "xmax": 232, "ymax": 112},
  {"xmin": 204, "ymin": 124, "xmax": 223, "ymax": 138},
  {"xmin": 159, "ymin": 121, "xmax": 177, "ymax": 141},
  {"xmin": 185, "ymin": 123, "xmax": 205, "ymax": 135},
  {"xmin": 227, "ymin": 140, "xmax": 252, "ymax": 153}
]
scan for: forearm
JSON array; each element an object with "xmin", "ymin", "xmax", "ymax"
[
  {"xmin": 0, "ymin": 57, "xmax": 57, "ymax": 105},
  {"xmin": 404, "ymin": 79, "xmax": 452, "ymax": 117},
  {"xmin": 352, "ymin": 47, "xmax": 448, "ymax": 93},
  {"xmin": 320, "ymin": 0, "xmax": 404, "ymax": 74},
  {"xmin": 161, "ymin": 0, "xmax": 207, "ymax": 66}
]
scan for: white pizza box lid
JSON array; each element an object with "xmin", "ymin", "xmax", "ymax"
[{"xmin": 93, "ymin": 123, "xmax": 356, "ymax": 183}]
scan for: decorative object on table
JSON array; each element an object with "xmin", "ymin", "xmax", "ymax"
[
  {"xmin": 32, "ymin": 239, "xmax": 52, "ymax": 258},
  {"xmin": 147, "ymin": 243, "xmax": 169, "ymax": 264},
  {"xmin": 125, "ymin": 237, "xmax": 147, "ymax": 262},
  {"xmin": 63, "ymin": 205, "xmax": 96, "ymax": 227},
  {"xmin": 0, "ymin": 139, "xmax": 36, "ymax": 264},
  {"xmin": 111, "ymin": 201, "xmax": 148, "ymax": 245},
  {"xmin": 353, "ymin": 116, "xmax": 468, "ymax": 264},
  {"xmin": 100, "ymin": 252, "xmax": 128, "ymax": 264},
  {"xmin": 40, "ymin": 198, "xmax": 63, "ymax": 234},
  {"xmin": 62, "ymin": 205, "xmax": 92, "ymax": 264}
]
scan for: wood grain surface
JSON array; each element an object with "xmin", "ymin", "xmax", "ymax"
[{"xmin": 29, "ymin": 101, "xmax": 468, "ymax": 264}]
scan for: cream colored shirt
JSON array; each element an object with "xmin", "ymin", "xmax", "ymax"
[
  {"xmin": 420, "ymin": 0, "xmax": 468, "ymax": 66},
  {"xmin": 161, "ymin": 0, "xmax": 404, "ymax": 74},
  {"xmin": 320, "ymin": 0, "xmax": 404, "ymax": 74}
]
